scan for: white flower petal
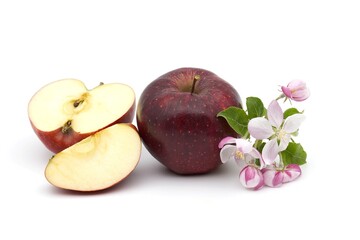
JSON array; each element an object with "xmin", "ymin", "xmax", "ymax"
[
  {"xmin": 248, "ymin": 148, "xmax": 265, "ymax": 169},
  {"xmin": 248, "ymin": 148, "xmax": 261, "ymax": 159},
  {"xmin": 283, "ymin": 114, "xmax": 306, "ymax": 133},
  {"xmin": 236, "ymin": 139, "xmax": 253, "ymax": 154},
  {"xmin": 273, "ymin": 155, "xmax": 281, "ymax": 167},
  {"xmin": 288, "ymin": 79, "xmax": 306, "ymax": 89},
  {"xmin": 267, "ymin": 100, "xmax": 283, "ymax": 128},
  {"xmin": 235, "ymin": 157, "xmax": 247, "ymax": 169},
  {"xmin": 292, "ymin": 88, "xmax": 310, "ymax": 101},
  {"xmin": 262, "ymin": 139, "xmax": 280, "ymax": 165},
  {"xmin": 278, "ymin": 134, "xmax": 291, "ymax": 151},
  {"xmin": 219, "ymin": 145, "xmax": 236, "ymax": 163},
  {"xmin": 248, "ymin": 118, "xmax": 274, "ymax": 139}
]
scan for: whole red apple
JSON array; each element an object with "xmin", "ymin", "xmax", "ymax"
[{"xmin": 137, "ymin": 68, "xmax": 242, "ymax": 174}]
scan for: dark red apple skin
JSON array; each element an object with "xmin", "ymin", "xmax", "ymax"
[
  {"xmin": 30, "ymin": 101, "xmax": 136, "ymax": 153},
  {"xmin": 136, "ymin": 67, "xmax": 242, "ymax": 174}
]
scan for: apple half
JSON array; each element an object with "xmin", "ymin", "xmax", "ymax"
[
  {"xmin": 28, "ymin": 79, "xmax": 136, "ymax": 153},
  {"xmin": 45, "ymin": 123, "xmax": 141, "ymax": 191}
]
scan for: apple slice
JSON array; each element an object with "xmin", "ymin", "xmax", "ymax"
[
  {"xmin": 45, "ymin": 124, "xmax": 141, "ymax": 192},
  {"xmin": 28, "ymin": 79, "xmax": 136, "ymax": 153}
]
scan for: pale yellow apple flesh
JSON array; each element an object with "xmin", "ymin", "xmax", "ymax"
[
  {"xmin": 28, "ymin": 79, "xmax": 135, "ymax": 134},
  {"xmin": 45, "ymin": 124, "xmax": 141, "ymax": 191}
]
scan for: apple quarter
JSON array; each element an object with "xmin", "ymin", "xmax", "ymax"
[{"xmin": 45, "ymin": 124, "xmax": 141, "ymax": 191}]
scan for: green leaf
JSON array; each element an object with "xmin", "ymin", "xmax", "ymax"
[
  {"xmin": 217, "ymin": 107, "xmax": 249, "ymax": 137},
  {"xmin": 246, "ymin": 97, "xmax": 266, "ymax": 119},
  {"xmin": 280, "ymin": 142, "xmax": 307, "ymax": 166},
  {"xmin": 283, "ymin": 108, "xmax": 302, "ymax": 119}
]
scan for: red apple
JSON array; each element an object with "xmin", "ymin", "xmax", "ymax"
[
  {"xmin": 28, "ymin": 79, "xmax": 136, "ymax": 153},
  {"xmin": 45, "ymin": 123, "xmax": 141, "ymax": 191},
  {"xmin": 136, "ymin": 67, "xmax": 242, "ymax": 174}
]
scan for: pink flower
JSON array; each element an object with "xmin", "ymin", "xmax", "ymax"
[
  {"xmin": 239, "ymin": 166, "xmax": 264, "ymax": 190},
  {"xmin": 248, "ymin": 100, "xmax": 305, "ymax": 165},
  {"xmin": 262, "ymin": 164, "xmax": 302, "ymax": 188},
  {"xmin": 281, "ymin": 80, "xmax": 310, "ymax": 102},
  {"xmin": 219, "ymin": 137, "xmax": 264, "ymax": 168},
  {"xmin": 262, "ymin": 168, "xmax": 284, "ymax": 187},
  {"xmin": 283, "ymin": 164, "xmax": 302, "ymax": 183}
]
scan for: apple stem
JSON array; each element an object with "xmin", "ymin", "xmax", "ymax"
[
  {"xmin": 62, "ymin": 120, "xmax": 73, "ymax": 134},
  {"xmin": 191, "ymin": 75, "xmax": 201, "ymax": 94}
]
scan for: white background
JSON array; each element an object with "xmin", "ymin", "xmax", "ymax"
[{"xmin": 1, "ymin": 0, "xmax": 359, "ymax": 239}]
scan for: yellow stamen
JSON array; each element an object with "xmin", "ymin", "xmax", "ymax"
[
  {"xmin": 235, "ymin": 151, "xmax": 244, "ymax": 160},
  {"xmin": 277, "ymin": 129, "xmax": 287, "ymax": 140}
]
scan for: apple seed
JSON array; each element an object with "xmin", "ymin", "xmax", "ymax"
[{"xmin": 73, "ymin": 99, "xmax": 84, "ymax": 108}]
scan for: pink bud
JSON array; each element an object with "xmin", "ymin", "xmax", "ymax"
[
  {"xmin": 239, "ymin": 166, "xmax": 264, "ymax": 190},
  {"xmin": 262, "ymin": 168, "xmax": 284, "ymax": 187},
  {"xmin": 281, "ymin": 80, "xmax": 310, "ymax": 102},
  {"xmin": 283, "ymin": 164, "xmax": 302, "ymax": 183}
]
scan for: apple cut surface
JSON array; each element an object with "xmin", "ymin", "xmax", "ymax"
[
  {"xmin": 45, "ymin": 124, "xmax": 141, "ymax": 191},
  {"xmin": 28, "ymin": 79, "xmax": 136, "ymax": 153}
]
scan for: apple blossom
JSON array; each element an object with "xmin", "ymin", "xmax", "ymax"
[
  {"xmin": 248, "ymin": 100, "xmax": 305, "ymax": 164},
  {"xmin": 239, "ymin": 165, "xmax": 264, "ymax": 190},
  {"xmin": 217, "ymin": 81, "xmax": 309, "ymax": 191},
  {"xmin": 219, "ymin": 137, "xmax": 264, "ymax": 168},
  {"xmin": 283, "ymin": 164, "xmax": 302, "ymax": 183},
  {"xmin": 262, "ymin": 168, "xmax": 284, "ymax": 188},
  {"xmin": 261, "ymin": 164, "xmax": 302, "ymax": 188},
  {"xmin": 281, "ymin": 80, "xmax": 310, "ymax": 102}
]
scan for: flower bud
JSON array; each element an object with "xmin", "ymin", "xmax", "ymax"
[
  {"xmin": 283, "ymin": 164, "xmax": 302, "ymax": 183},
  {"xmin": 239, "ymin": 166, "xmax": 264, "ymax": 190},
  {"xmin": 281, "ymin": 80, "xmax": 310, "ymax": 102},
  {"xmin": 262, "ymin": 168, "xmax": 284, "ymax": 187}
]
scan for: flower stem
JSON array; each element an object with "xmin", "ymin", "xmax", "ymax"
[
  {"xmin": 278, "ymin": 152, "xmax": 285, "ymax": 170},
  {"xmin": 276, "ymin": 93, "xmax": 285, "ymax": 101},
  {"xmin": 254, "ymin": 140, "xmax": 262, "ymax": 149},
  {"xmin": 242, "ymin": 131, "xmax": 250, "ymax": 139}
]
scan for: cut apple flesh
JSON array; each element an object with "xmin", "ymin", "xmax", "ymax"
[
  {"xmin": 45, "ymin": 124, "xmax": 141, "ymax": 191},
  {"xmin": 28, "ymin": 79, "xmax": 135, "ymax": 133}
]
